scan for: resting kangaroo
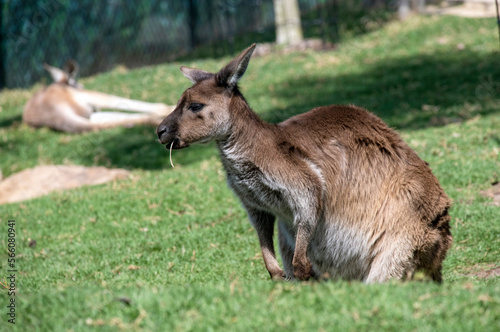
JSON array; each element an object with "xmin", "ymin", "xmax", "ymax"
[
  {"xmin": 157, "ymin": 44, "xmax": 452, "ymax": 283},
  {"xmin": 23, "ymin": 60, "xmax": 173, "ymax": 133}
]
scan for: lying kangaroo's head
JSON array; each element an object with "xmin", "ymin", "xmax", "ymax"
[
  {"xmin": 43, "ymin": 59, "xmax": 82, "ymax": 88},
  {"xmin": 157, "ymin": 44, "xmax": 256, "ymax": 149}
]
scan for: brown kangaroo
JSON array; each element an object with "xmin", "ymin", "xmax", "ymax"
[
  {"xmin": 157, "ymin": 44, "xmax": 452, "ymax": 283},
  {"xmin": 23, "ymin": 60, "xmax": 173, "ymax": 133}
]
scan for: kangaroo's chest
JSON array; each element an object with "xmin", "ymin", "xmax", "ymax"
[{"xmin": 223, "ymin": 159, "xmax": 293, "ymax": 218}]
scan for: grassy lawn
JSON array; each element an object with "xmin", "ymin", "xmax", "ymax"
[{"xmin": 0, "ymin": 15, "xmax": 499, "ymax": 331}]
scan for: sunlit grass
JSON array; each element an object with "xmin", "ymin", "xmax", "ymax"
[{"xmin": 0, "ymin": 15, "xmax": 499, "ymax": 331}]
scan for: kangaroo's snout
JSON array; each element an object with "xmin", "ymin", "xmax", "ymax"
[
  {"xmin": 157, "ymin": 117, "xmax": 185, "ymax": 149},
  {"xmin": 156, "ymin": 114, "xmax": 177, "ymax": 144},
  {"xmin": 156, "ymin": 123, "xmax": 168, "ymax": 143}
]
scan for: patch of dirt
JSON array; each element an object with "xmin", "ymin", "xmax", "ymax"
[
  {"xmin": 253, "ymin": 38, "xmax": 335, "ymax": 58},
  {"xmin": 425, "ymin": 1, "xmax": 498, "ymax": 18},
  {"xmin": 480, "ymin": 182, "xmax": 500, "ymax": 206},
  {"xmin": 0, "ymin": 165, "xmax": 130, "ymax": 205},
  {"xmin": 466, "ymin": 264, "xmax": 500, "ymax": 279}
]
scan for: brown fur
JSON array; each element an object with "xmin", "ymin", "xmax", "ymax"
[{"xmin": 157, "ymin": 44, "xmax": 452, "ymax": 282}]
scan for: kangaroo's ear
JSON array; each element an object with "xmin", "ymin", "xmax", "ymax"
[
  {"xmin": 63, "ymin": 59, "xmax": 80, "ymax": 87},
  {"xmin": 43, "ymin": 63, "xmax": 69, "ymax": 84},
  {"xmin": 63, "ymin": 59, "xmax": 79, "ymax": 77},
  {"xmin": 180, "ymin": 66, "xmax": 214, "ymax": 84},
  {"xmin": 216, "ymin": 43, "xmax": 256, "ymax": 89}
]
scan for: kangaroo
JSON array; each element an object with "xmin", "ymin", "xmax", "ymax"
[
  {"xmin": 23, "ymin": 60, "xmax": 174, "ymax": 133},
  {"xmin": 156, "ymin": 44, "xmax": 452, "ymax": 283}
]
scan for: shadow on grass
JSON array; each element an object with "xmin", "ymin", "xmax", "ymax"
[
  {"xmin": 262, "ymin": 51, "xmax": 500, "ymax": 130},
  {"xmin": 68, "ymin": 126, "xmax": 217, "ymax": 171},
  {"xmin": 0, "ymin": 114, "xmax": 22, "ymax": 129}
]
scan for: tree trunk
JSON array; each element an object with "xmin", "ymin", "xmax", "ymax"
[
  {"xmin": 273, "ymin": 0, "xmax": 303, "ymax": 45},
  {"xmin": 399, "ymin": 0, "xmax": 425, "ymax": 20},
  {"xmin": 398, "ymin": 0, "xmax": 411, "ymax": 20}
]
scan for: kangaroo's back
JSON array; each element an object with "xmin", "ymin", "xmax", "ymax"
[{"xmin": 280, "ymin": 104, "xmax": 449, "ymax": 212}]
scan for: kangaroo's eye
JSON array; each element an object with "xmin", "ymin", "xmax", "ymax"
[{"xmin": 189, "ymin": 103, "xmax": 204, "ymax": 112}]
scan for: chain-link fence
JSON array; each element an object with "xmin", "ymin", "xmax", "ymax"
[{"xmin": 0, "ymin": 0, "xmax": 397, "ymax": 89}]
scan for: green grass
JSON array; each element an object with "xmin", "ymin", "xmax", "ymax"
[{"xmin": 0, "ymin": 15, "xmax": 499, "ymax": 331}]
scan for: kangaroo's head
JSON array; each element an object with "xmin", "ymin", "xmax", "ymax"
[
  {"xmin": 157, "ymin": 44, "xmax": 256, "ymax": 149},
  {"xmin": 43, "ymin": 59, "xmax": 82, "ymax": 88}
]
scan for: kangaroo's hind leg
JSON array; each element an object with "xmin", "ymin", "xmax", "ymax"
[
  {"xmin": 364, "ymin": 237, "xmax": 416, "ymax": 283},
  {"xmin": 417, "ymin": 212, "xmax": 453, "ymax": 283}
]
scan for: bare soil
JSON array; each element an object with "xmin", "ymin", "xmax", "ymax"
[
  {"xmin": 466, "ymin": 263, "xmax": 500, "ymax": 279},
  {"xmin": 480, "ymin": 182, "xmax": 500, "ymax": 206},
  {"xmin": 0, "ymin": 165, "xmax": 130, "ymax": 204}
]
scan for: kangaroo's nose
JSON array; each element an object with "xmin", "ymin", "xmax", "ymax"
[{"xmin": 156, "ymin": 124, "xmax": 168, "ymax": 142}]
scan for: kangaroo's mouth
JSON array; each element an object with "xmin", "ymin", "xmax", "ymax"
[{"xmin": 164, "ymin": 138, "xmax": 189, "ymax": 150}]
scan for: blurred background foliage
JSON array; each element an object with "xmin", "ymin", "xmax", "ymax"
[{"xmin": 0, "ymin": 0, "xmax": 398, "ymax": 89}]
